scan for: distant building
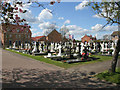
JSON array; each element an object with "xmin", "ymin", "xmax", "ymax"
[
  {"xmin": 32, "ymin": 29, "xmax": 68, "ymax": 43},
  {"xmin": 81, "ymin": 34, "xmax": 96, "ymax": 43},
  {"xmin": 111, "ymin": 31, "xmax": 120, "ymax": 42},
  {"xmin": 103, "ymin": 34, "xmax": 111, "ymax": 40},
  {"xmin": 0, "ymin": 23, "xmax": 32, "ymax": 48}
]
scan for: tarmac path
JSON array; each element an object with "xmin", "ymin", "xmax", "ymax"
[
  {"xmin": 1, "ymin": 49, "xmax": 120, "ymax": 89},
  {"xmin": 2, "ymin": 49, "xmax": 63, "ymax": 71}
]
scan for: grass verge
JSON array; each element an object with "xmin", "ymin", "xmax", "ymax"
[
  {"xmin": 96, "ymin": 68, "xmax": 120, "ymax": 84},
  {"xmin": 5, "ymin": 49, "xmax": 120, "ymax": 69}
]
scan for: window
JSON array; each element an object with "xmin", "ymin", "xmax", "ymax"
[
  {"xmin": 9, "ymin": 34, "xmax": 12, "ymax": 38},
  {"xmin": 7, "ymin": 27, "xmax": 10, "ymax": 31},
  {"xmin": 25, "ymin": 35, "xmax": 27, "ymax": 38},
  {"xmin": 19, "ymin": 35, "xmax": 21, "ymax": 38},
  {"xmin": 16, "ymin": 35, "xmax": 18, "ymax": 38},
  {"xmin": 6, "ymin": 34, "xmax": 8, "ymax": 38},
  {"xmin": 17, "ymin": 29, "xmax": 19, "ymax": 33},
  {"xmin": 28, "ymin": 34, "xmax": 30, "ymax": 38}
]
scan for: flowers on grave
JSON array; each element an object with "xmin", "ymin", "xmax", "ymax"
[
  {"xmin": 89, "ymin": 53, "xmax": 91, "ymax": 57},
  {"xmin": 82, "ymin": 53, "xmax": 85, "ymax": 56},
  {"xmin": 81, "ymin": 57, "xmax": 84, "ymax": 60},
  {"xmin": 87, "ymin": 53, "xmax": 89, "ymax": 56},
  {"xmin": 63, "ymin": 60, "xmax": 66, "ymax": 63}
]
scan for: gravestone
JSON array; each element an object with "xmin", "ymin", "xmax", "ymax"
[
  {"xmin": 50, "ymin": 43, "xmax": 55, "ymax": 52},
  {"xmin": 55, "ymin": 43, "xmax": 58, "ymax": 50},
  {"xmin": 101, "ymin": 43, "xmax": 104, "ymax": 52},
  {"xmin": 81, "ymin": 43, "xmax": 84, "ymax": 55},
  {"xmin": 41, "ymin": 43, "xmax": 44, "ymax": 52},
  {"xmin": 76, "ymin": 42, "xmax": 79, "ymax": 53},
  {"xmin": 39, "ymin": 43, "xmax": 42, "ymax": 53},
  {"xmin": 32, "ymin": 42, "xmax": 40, "ymax": 53},
  {"xmin": 57, "ymin": 44, "xmax": 62, "ymax": 56},
  {"xmin": 111, "ymin": 42, "xmax": 115, "ymax": 55},
  {"xmin": 13, "ymin": 42, "xmax": 16, "ymax": 49},
  {"xmin": 77, "ymin": 43, "xmax": 81, "ymax": 60}
]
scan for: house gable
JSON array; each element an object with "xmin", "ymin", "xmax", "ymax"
[{"xmin": 47, "ymin": 30, "xmax": 63, "ymax": 43}]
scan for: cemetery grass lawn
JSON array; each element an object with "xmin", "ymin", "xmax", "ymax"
[
  {"xmin": 96, "ymin": 68, "xmax": 120, "ymax": 84},
  {"xmin": 5, "ymin": 49, "xmax": 120, "ymax": 69}
]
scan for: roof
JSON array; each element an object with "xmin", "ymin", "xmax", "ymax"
[
  {"xmin": 32, "ymin": 36, "xmax": 45, "ymax": 41},
  {"xmin": 47, "ymin": 30, "xmax": 61, "ymax": 37},
  {"xmin": 111, "ymin": 31, "xmax": 120, "ymax": 36},
  {"xmin": 81, "ymin": 34, "xmax": 96, "ymax": 40}
]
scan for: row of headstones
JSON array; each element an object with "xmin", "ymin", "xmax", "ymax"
[{"xmin": 11, "ymin": 41, "xmax": 117, "ymax": 55}]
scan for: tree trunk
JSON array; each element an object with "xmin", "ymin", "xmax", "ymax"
[
  {"xmin": 109, "ymin": 38, "xmax": 120, "ymax": 73},
  {"xmin": 109, "ymin": 2, "xmax": 120, "ymax": 73}
]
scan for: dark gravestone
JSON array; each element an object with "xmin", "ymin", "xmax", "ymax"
[
  {"xmin": 36, "ymin": 42, "xmax": 40, "ymax": 53},
  {"xmin": 41, "ymin": 44, "xmax": 44, "ymax": 52},
  {"xmin": 83, "ymin": 47, "xmax": 89, "ymax": 59},
  {"xmin": 77, "ymin": 43, "xmax": 81, "ymax": 60}
]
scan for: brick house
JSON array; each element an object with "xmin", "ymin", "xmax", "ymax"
[
  {"xmin": 32, "ymin": 36, "xmax": 46, "ymax": 42},
  {"xmin": 32, "ymin": 30, "xmax": 68, "ymax": 43},
  {"xmin": 111, "ymin": 31, "xmax": 120, "ymax": 42},
  {"xmin": 0, "ymin": 23, "xmax": 32, "ymax": 48},
  {"xmin": 46, "ymin": 30, "xmax": 68, "ymax": 43},
  {"xmin": 81, "ymin": 35, "xmax": 96, "ymax": 43}
]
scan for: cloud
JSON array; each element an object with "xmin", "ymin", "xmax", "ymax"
[
  {"xmin": 92, "ymin": 14, "xmax": 103, "ymax": 19},
  {"xmin": 66, "ymin": 25, "xmax": 82, "ymax": 31},
  {"xmin": 64, "ymin": 20, "xmax": 70, "ymax": 24},
  {"xmin": 38, "ymin": 22, "xmax": 59, "ymax": 35},
  {"xmin": 38, "ymin": 9, "xmax": 53, "ymax": 21},
  {"xmin": 39, "ymin": 22, "xmax": 58, "ymax": 30},
  {"xmin": 66, "ymin": 25, "xmax": 89, "ymax": 36},
  {"xmin": 75, "ymin": 0, "xmax": 88, "ymax": 10},
  {"xmin": 91, "ymin": 24, "xmax": 118, "ymax": 32},
  {"xmin": 32, "ymin": 32, "xmax": 42, "ymax": 37},
  {"xmin": 91, "ymin": 24, "xmax": 103, "ymax": 31},
  {"xmin": 31, "ymin": 28, "xmax": 37, "ymax": 32},
  {"xmin": 104, "ymin": 25, "xmax": 118, "ymax": 31},
  {"xmin": 12, "ymin": 3, "xmax": 53, "ymax": 24},
  {"xmin": 58, "ymin": 17, "xmax": 64, "ymax": 20},
  {"xmin": 64, "ymin": 24, "xmax": 118, "ymax": 40}
]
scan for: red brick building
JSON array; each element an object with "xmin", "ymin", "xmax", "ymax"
[
  {"xmin": 32, "ymin": 30, "xmax": 68, "ymax": 43},
  {"xmin": 81, "ymin": 35, "xmax": 96, "ymax": 43},
  {"xmin": 0, "ymin": 23, "xmax": 32, "ymax": 48}
]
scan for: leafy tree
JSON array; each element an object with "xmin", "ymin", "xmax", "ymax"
[{"xmin": 86, "ymin": 1, "xmax": 120, "ymax": 73}]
